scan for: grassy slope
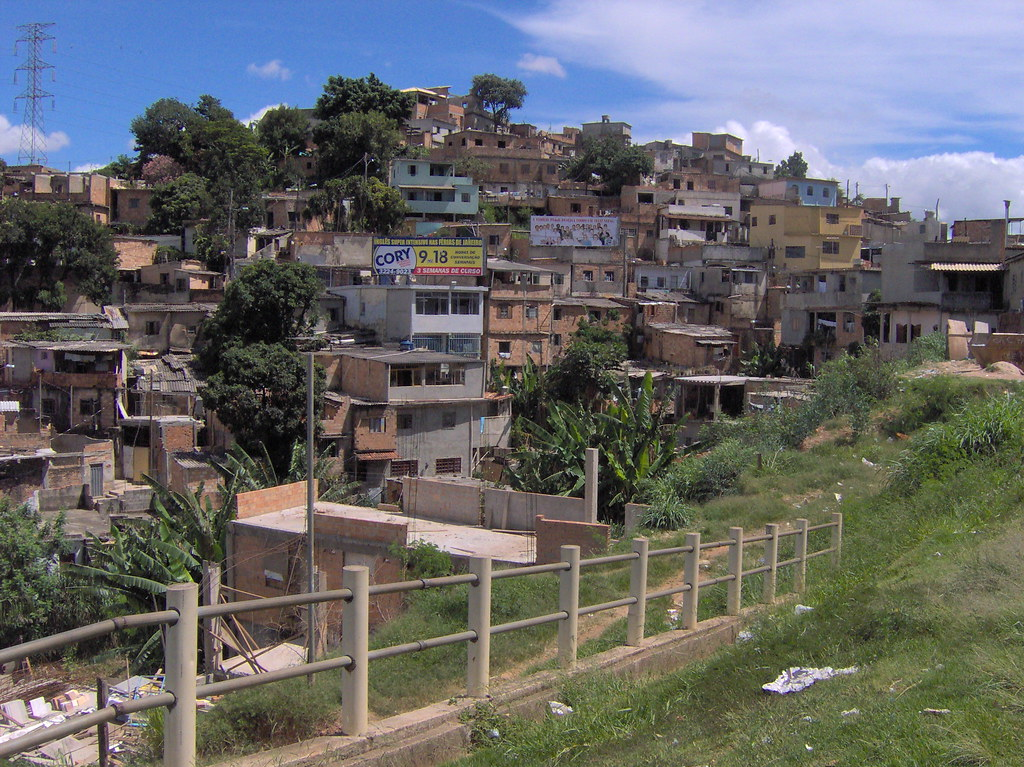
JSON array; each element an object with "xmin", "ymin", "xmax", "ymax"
[{"xmin": 455, "ymin": 378, "xmax": 1024, "ymax": 766}]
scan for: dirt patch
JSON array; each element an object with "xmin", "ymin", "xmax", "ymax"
[
  {"xmin": 801, "ymin": 424, "xmax": 853, "ymax": 450},
  {"xmin": 906, "ymin": 359, "xmax": 1024, "ymax": 381}
]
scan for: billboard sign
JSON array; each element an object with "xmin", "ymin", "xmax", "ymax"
[
  {"xmin": 372, "ymin": 237, "xmax": 484, "ymax": 276},
  {"xmin": 530, "ymin": 216, "xmax": 620, "ymax": 247}
]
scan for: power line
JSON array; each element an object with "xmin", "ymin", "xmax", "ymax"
[{"xmin": 14, "ymin": 22, "xmax": 56, "ymax": 166}]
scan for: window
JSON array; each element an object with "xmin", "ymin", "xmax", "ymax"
[
  {"xmin": 426, "ymin": 364, "xmax": 465, "ymax": 385},
  {"xmin": 128, "ymin": 198, "xmax": 140, "ymax": 209},
  {"xmin": 823, "ymin": 188, "xmax": 829, "ymax": 197},
  {"xmin": 442, "ymin": 411, "xmax": 456, "ymax": 429},
  {"xmin": 79, "ymin": 398, "xmax": 100, "ymax": 416},
  {"xmin": 656, "ymin": 277, "xmax": 666, "ymax": 288},
  {"xmin": 436, "ymin": 457, "xmax": 462, "ymax": 474},
  {"xmin": 589, "ymin": 310, "xmax": 602, "ymax": 321},
  {"xmin": 531, "ymin": 341, "xmax": 543, "ymax": 354},
  {"xmin": 451, "ymin": 293, "xmax": 479, "ymax": 314},
  {"xmin": 751, "ymin": 217, "xmax": 758, "ymax": 226},
  {"xmin": 553, "ymin": 273, "xmax": 564, "ymax": 285},
  {"xmin": 638, "ymin": 192, "xmax": 654, "ymax": 204},
  {"xmin": 822, "ymin": 241, "xmax": 839, "ymax": 255},
  {"xmin": 390, "ymin": 460, "xmax": 418, "ymax": 477},
  {"xmin": 551, "ymin": 334, "xmax": 562, "ymax": 346},
  {"xmin": 488, "ymin": 234, "xmax": 500, "ymax": 246},
  {"xmin": 553, "ymin": 307, "xmax": 562, "ymax": 320},
  {"xmin": 838, "ymin": 275, "xmax": 847, "ymax": 292},
  {"xmin": 496, "ymin": 304, "xmax": 511, "ymax": 319},
  {"xmin": 461, "ymin": 193, "xmax": 471, "ymax": 203},
  {"xmin": 41, "ymin": 398, "xmax": 56, "ymax": 416},
  {"xmin": 408, "ymin": 164, "xmax": 417, "ymax": 176},
  {"xmin": 768, "ymin": 215, "xmax": 777, "ymax": 225},
  {"xmin": 497, "ymin": 140, "xmax": 507, "ymax": 149},
  {"xmin": 498, "ymin": 341, "xmax": 511, "ymax": 354},
  {"xmin": 145, "ymin": 320, "xmax": 160, "ymax": 335},
  {"xmin": 686, "ymin": 181, "xmax": 695, "ymax": 191},
  {"xmin": 415, "ymin": 292, "xmax": 449, "ymax": 315},
  {"xmin": 895, "ymin": 324, "xmax": 908, "ymax": 344},
  {"xmin": 474, "ymin": 138, "xmax": 483, "ymax": 146},
  {"xmin": 722, "ymin": 270, "xmax": 730, "ymax": 283},
  {"xmin": 159, "ymin": 273, "xmax": 169, "ymax": 285},
  {"xmin": 843, "ymin": 313, "xmax": 856, "ymax": 332},
  {"xmin": 525, "ymin": 305, "xmax": 539, "ymax": 319},
  {"xmin": 390, "ymin": 366, "xmax": 420, "ymax": 387},
  {"xmin": 571, "ymin": 203, "xmax": 581, "ymax": 213},
  {"xmin": 826, "ymin": 213, "xmax": 840, "ymax": 224},
  {"xmin": 175, "ymin": 278, "xmax": 186, "ymax": 292},
  {"xmin": 582, "ymin": 270, "xmax": 594, "ymax": 282},
  {"xmin": 724, "ymin": 206, "xmax": 733, "ymax": 215},
  {"xmin": 604, "ymin": 270, "xmax": 615, "ymax": 282},
  {"xmin": 398, "ymin": 413, "xmax": 413, "ymax": 430},
  {"xmin": 806, "ymin": 186, "xmax": 814, "ymax": 196},
  {"xmin": 785, "ymin": 246, "xmax": 806, "ymax": 259},
  {"xmin": 639, "ymin": 276, "xmax": 649, "ymax": 288},
  {"xmin": 673, "ymin": 179, "xmax": 680, "ymax": 190},
  {"xmin": 367, "ymin": 416, "xmax": 385, "ymax": 433}
]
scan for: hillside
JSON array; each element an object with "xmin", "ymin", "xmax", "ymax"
[{"xmin": 451, "ymin": 371, "xmax": 1024, "ymax": 766}]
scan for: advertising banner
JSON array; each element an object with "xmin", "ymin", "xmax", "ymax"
[
  {"xmin": 372, "ymin": 237, "xmax": 484, "ymax": 276},
  {"xmin": 529, "ymin": 216, "xmax": 620, "ymax": 247}
]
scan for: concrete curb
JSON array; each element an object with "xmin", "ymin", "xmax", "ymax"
[{"xmin": 210, "ymin": 614, "xmax": 741, "ymax": 767}]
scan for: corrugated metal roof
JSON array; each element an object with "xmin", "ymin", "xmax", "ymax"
[
  {"xmin": 355, "ymin": 451, "xmax": 399, "ymax": 461},
  {"xmin": 928, "ymin": 263, "xmax": 1003, "ymax": 272}
]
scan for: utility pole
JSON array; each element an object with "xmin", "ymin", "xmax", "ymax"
[{"xmin": 14, "ymin": 23, "xmax": 56, "ymax": 166}]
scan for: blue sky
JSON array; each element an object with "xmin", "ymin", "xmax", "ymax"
[{"xmin": 4, "ymin": 0, "xmax": 1024, "ymax": 220}]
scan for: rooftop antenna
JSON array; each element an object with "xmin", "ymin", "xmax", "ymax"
[{"xmin": 14, "ymin": 22, "xmax": 56, "ymax": 166}]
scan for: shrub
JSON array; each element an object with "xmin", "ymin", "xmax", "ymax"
[
  {"xmin": 905, "ymin": 331, "xmax": 948, "ymax": 367},
  {"xmin": 391, "ymin": 540, "xmax": 454, "ymax": 579}
]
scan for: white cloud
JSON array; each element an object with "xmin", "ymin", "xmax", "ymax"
[
  {"xmin": 505, "ymin": 0, "xmax": 1024, "ymax": 158},
  {"xmin": 715, "ymin": 119, "xmax": 1024, "ymax": 221},
  {"xmin": 243, "ymin": 103, "xmax": 288, "ymax": 127},
  {"xmin": 0, "ymin": 113, "xmax": 70, "ymax": 156},
  {"xmin": 517, "ymin": 53, "xmax": 566, "ymax": 78},
  {"xmin": 247, "ymin": 59, "xmax": 292, "ymax": 82},
  {"xmin": 73, "ymin": 163, "xmax": 104, "ymax": 173}
]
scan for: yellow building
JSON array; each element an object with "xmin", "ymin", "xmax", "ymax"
[{"xmin": 749, "ymin": 203, "xmax": 863, "ymax": 271}]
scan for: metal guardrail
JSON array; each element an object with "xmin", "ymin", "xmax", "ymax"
[{"xmin": 0, "ymin": 513, "xmax": 842, "ymax": 766}]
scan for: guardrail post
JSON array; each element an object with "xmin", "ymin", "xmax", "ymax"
[
  {"xmin": 794, "ymin": 518, "xmax": 809, "ymax": 593},
  {"xmin": 682, "ymin": 532, "xmax": 701, "ymax": 631},
  {"xmin": 831, "ymin": 512, "xmax": 843, "ymax": 567},
  {"xmin": 341, "ymin": 566, "xmax": 369, "ymax": 737},
  {"xmin": 467, "ymin": 556, "xmax": 492, "ymax": 697},
  {"xmin": 626, "ymin": 537, "xmax": 649, "ymax": 646},
  {"xmin": 762, "ymin": 524, "xmax": 779, "ymax": 603},
  {"xmin": 164, "ymin": 582, "xmax": 199, "ymax": 767},
  {"xmin": 727, "ymin": 527, "xmax": 744, "ymax": 616},
  {"xmin": 558, "ymin": 545, "xmax": 580, "ymax": 669}
]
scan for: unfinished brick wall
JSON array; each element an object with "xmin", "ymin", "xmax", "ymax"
[
  {"xmin": 534, "ymin": 515, "xmax": 610, "ymax": 564},
  {"xmin": 236, "ymin": 481, "xmax": 317, "ymax": 519}
]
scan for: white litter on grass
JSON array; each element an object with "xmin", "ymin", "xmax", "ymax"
[
  {"xmin": 762, "ymin": 666, "xmax": 860, "ymax": 695},
  {"xmin": 794, "ymin": 604, "xmax": 815, "ymax": 614},
  {"xmin": 548, "ymin": 701, "xmax": 573, "ymax": 716},
  {"xmin": 841, "ymin": 708, "xmax": 861, "ymax": 717},
  {"xmin": 805, "ymin": 744, "xmax": 814, "ymax": 752},
  {"xmin": 737, "ymin": 630, "xmax": 755, "ymax": 642},
  {"xmin": 834, "ymin": 492, "xmax": 843, "ymax": 502},
  {"xmin": 921, "ymin": 708, "xmax": 951, "ymax": 716},
  {"xmin": 862, "ymin": 457, "xmax": 877, "ymax": 467}
]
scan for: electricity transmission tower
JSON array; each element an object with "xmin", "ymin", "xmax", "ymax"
[{"xmin": 14, "ymin": 22, "xmax": 56, "ymax": 166}]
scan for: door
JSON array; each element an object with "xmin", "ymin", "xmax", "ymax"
[{"xmin": 90, "ymin": 464, "xmax": 104, "ymax": 497}]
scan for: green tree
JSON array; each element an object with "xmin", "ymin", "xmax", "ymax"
[
  {"xmin": 0, "ymin": 500, "xmax": 91, "ymax": 647},
  {"xmin": 775, "ymin": 151, "xmax": 809, "ymax": 178},
  {"xmin": 95, "ymin": 154, "xmax": 137, "ymax": 179},
  {"xmin": 305, "ymin": 178, "xmax": 349, "ymax": 232},
  {"xmin": 200, "ymin": 343, "xmax": 325, "ymax": 473},
  {"xmin": 312, "ymin": 111, "xmax": 403, "ymax": 182},
  {"xmin": 130, "ymin": 97, "xmax": 204, "ymax": 167},
  {"xmin": 147, "ymin": 172, "xmax": 212, "ymax": 233},
  {"xmin": 563, "ymin": 136, "xmax": 654, "ymax": 195},
  {"xmin": 314, "ymin": 72, "xmax": 414, "ymax": 123},
  {"xmin": 470, "ymin": 73, "xmax": 527, "ymax": 127},
  {"xmin": 196, "ymin": 258, "xmax": 322, "ymax": 370},
  {"xmin": 0, "ymin": 199, "xmax": 118, "ymax": 310},
  {"xmin": 544, "ymin": 321, "xmax": 628, "ymax": 403},
  {"xmin": 343, "ymin": 176, "xmax": 407, "ymax": 234}
]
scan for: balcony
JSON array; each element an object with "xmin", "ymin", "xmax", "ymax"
[
  {"xmin": 33, "ymin": 370, "xmax": 121, "ymax": 389},
  {"xmin": 940, "ymin": 292, "xmax": 1001, "ymax": 313}
]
